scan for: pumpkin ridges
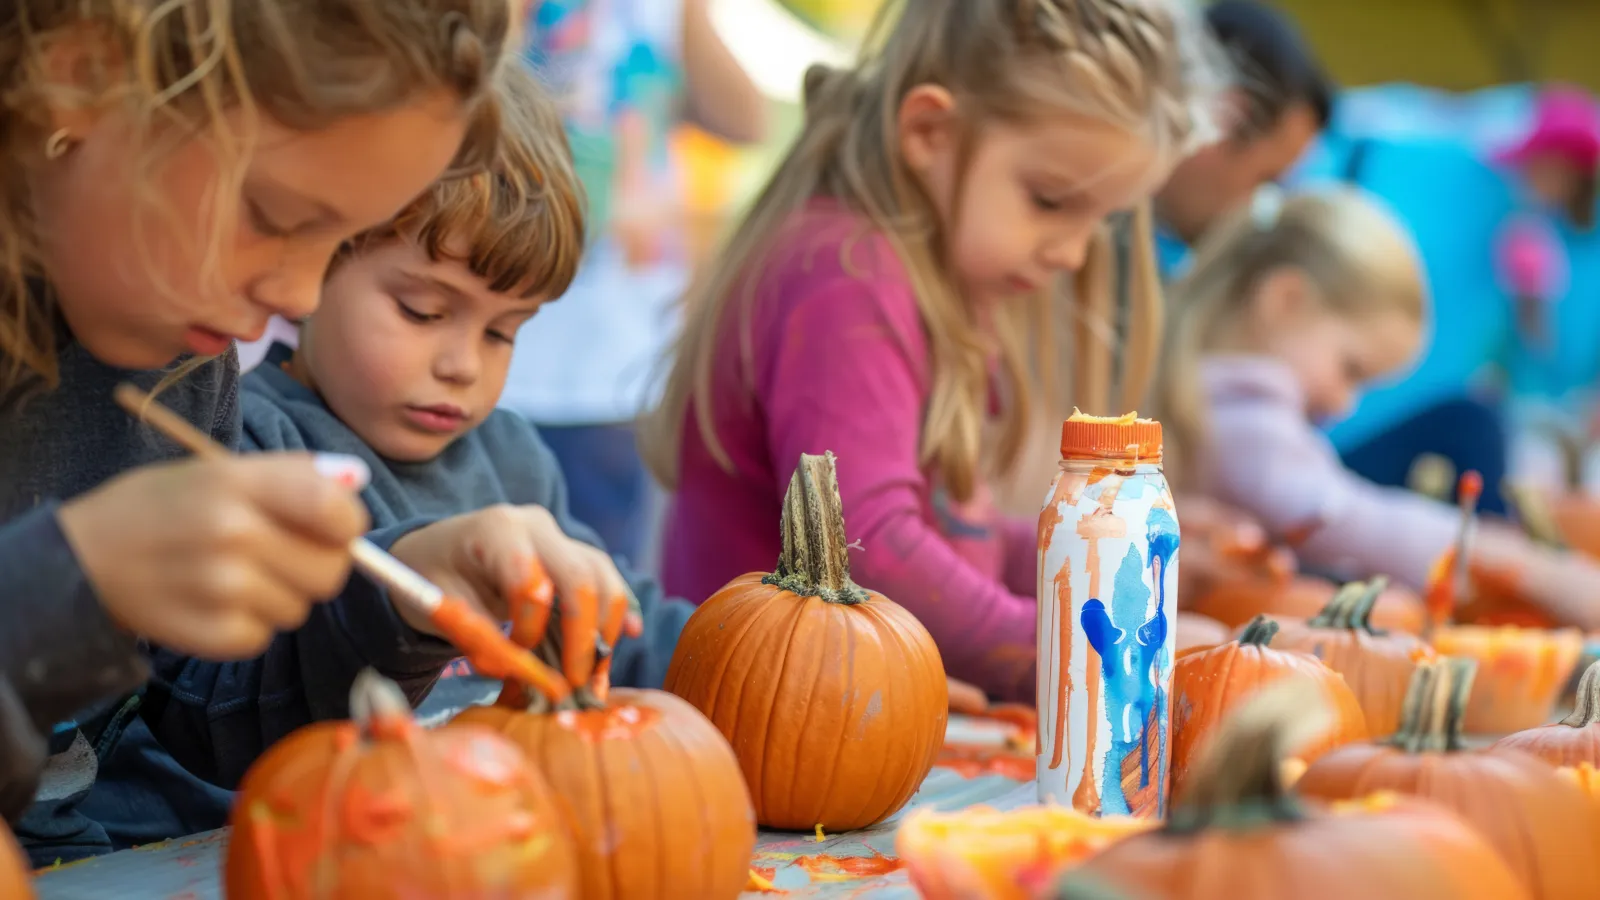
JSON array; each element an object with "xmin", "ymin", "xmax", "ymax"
[
  {"xmin": 880, "ymin": 604, "xmax": 950, "ymax": 807},
  {"xmin": 671, "ymin": 574, "xmax": 768, "ymax": 719},
  {"xmin": 1489, "ymin": 659, "xmax": 1600, "ymax": 768}
]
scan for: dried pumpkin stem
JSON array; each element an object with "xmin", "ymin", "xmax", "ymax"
[
  {"xmin": 1237, "ymin": 615, "xmax": 1280, "ymax": 647},
  {"xmin": 1386, "ymin": 657, "xmax": 1477, "ymax": 753},
  {"xmin": 1166, "ymin": 679, "xmax": 1331, "ymax": 834},
  {"xmin": 1307, "ymin": 577, "xmax": 1388, "ymax": 633},
  {"xmin": 765, "ymin": 451, "xmax": 869, "ymax": 605},
  {"xmin": 1561, "ymin": 660, "xmax": 1600, "ymax": 728}
]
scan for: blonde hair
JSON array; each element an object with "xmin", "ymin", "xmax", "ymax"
[
  {"xmin": 644, "ymin": 0, "xmax": 1228, "ymax": 502},
  {"xmin": 0, "ymin": 0, "xmax": 514, "ymax": 396},
  {"xmin": 346, "ymin": 62, "xmax": 587, "ymax": 302},
  {"xmin": 1152, "ymin": 185, "xmax": 1427, "ymax": 486}
]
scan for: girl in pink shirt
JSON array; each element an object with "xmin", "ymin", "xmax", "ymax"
[
  {"xmin": 1154, "ymin": 186, "xmax": 1600, "ymax": 627},
  {"xmin": 643, "ymin": 0, "xmax": 1229, "ymax": 700}
]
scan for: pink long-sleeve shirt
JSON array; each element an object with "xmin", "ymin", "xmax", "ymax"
[
  {"xmin": 1197, "ymin": 356, "xmax": 1459, "ymax": 590},
  {"xmin": 660, "ymin": 203, "xmax": 1038, "ymax": 701}
]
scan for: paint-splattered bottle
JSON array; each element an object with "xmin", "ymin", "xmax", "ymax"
[{"xmin": 1036, "ymin": 411, "xmax": 1177, "ymax": 818}]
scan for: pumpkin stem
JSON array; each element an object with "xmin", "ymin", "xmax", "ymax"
[
  {"xmin": 764, "ymin": 451, "xmax": 870, "ymax": 605},
  {"xmin": 1307, "ymin": 577, "xmax": 1388, "ymax": 633},
  {"xmin": 350, "ymin": 669, "xmax": 417, "ymax": 741},
  {"xmin": 1237, "ymin": 615, "xmax": 1280, "ymax": 647},
  {"xmin": 1386, "ymin": 657, "xmax": 1477, "ymax": 753},
  {"xmin": 1560, "ymin": 660, "xmax": 1600, "ymax": 728},
  {"xmin": 1166, "ymin": 678, "xmax": 1330, "ymax": 833}
]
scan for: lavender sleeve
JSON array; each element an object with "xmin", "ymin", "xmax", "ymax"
[
  {"xmin": 760, "ymin": 275, "xmax": 1036, "ymax": 701},
  {"xmin": 1206, "ymin": 403, "xmax": 1458, "ymax": 590}
]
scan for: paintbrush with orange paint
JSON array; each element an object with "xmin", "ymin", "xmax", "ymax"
[
  {"xmin": 1423, "ymin": 470, "xmax": 1483, "ymax": 639},
  {"xmin": 112, "ymin": 383, "xmax": 572, "ymax": 704}
]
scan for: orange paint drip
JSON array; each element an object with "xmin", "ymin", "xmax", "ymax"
[
  {"xmin": 1050, "ymin": 566, "xmax": 1071, "ymax": 771},
  {"xmin": 430, "ymin": 595, "xmax": 569, "ymax": 703},
  {"xmin": 793, "ymin": 849, "xmax": 904, "ymax": 880},
  {"xmin": 553, "ymin": 703, "xmax": 661, "ymax": 742},
  {"xmin": 508, "ymin": 558, "xmax": 554, "ymax": 648},
  {"xmin": 747, "ymin": 868, "xmax": 784, "ymax": 893}
]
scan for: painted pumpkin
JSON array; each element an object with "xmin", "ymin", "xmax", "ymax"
[
  {"xmin": 1174, "ymin": 612, "xmax": 1228, "ymax": 654},
  {"xmin": 455, "ymin": 687, "xmax": 756, "ymax": 900},
  {"xmin": 1297, "ymin": 658, "xmax": 1600, "ymax": 900},
  {"xmin": 664, "ymin": 451, "xmax": 947, "ymax": 831},
  {"xmin": 1171, "ymin": 616, "xmax": 1367, "ymax": 799},
  {"xmin": 226, "ymin": 670, "xmax": 577, "ymax": 900},
  {"xmin": 2, "ymin": 824, "xmax": 30, "ymax": 900},
  {"xmin": 1431, "ymin": 625, "xmax": 1584, "ymax": 734},
  {"xmin": 1270, "ymin": 578, "xmax": 1437, "ymax": 736},
  {"xmin": 1491, "ymin": 660, "xmax": 1600, "ymax": 765},
  {"xmin": 896, "ymin": 805, "xmax": 1152, "ymax": 900},
  {"xmin": 1194, "ymin": 574, "xmax": 1424, "ymax": 634},
  {"xmin": 1074, "ymin": 679, "xmax": 1530, "ymax": 900}
]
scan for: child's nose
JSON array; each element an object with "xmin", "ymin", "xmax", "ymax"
[{"xmin": 1040, "ymin": 232, "xmax": 1092, "ymax": 273}]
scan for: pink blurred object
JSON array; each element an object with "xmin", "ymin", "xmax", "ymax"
[
  {"xmin": 1495, "ymin": 84, "xmax": 1600, "ymax": 170},
  {"xmin": 1496, "ymin": 213, "xmax": 1569, "ymax": 300}
]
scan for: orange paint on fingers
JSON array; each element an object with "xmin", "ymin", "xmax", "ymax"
[
  {"xmin": 430, "ymin": 596, "xmax": 569, "ymax": 703},
  {"xmin": 599, "ymin": 591, "xmax": 629, "ymax": 650},
  {"xmin": 508, "ymin": 557, "xmax": 554, "ymax": 648},
  {"xmin": 561, "ymin": 585, "xmax": 602, "ymax": 686}
]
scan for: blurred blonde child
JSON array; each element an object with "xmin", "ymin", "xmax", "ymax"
[
  {"xmin": 1154, "ymin": 185, "xmax": 1600, "ymax": 626},
  {"xmin": 645, "ymin": 0, "xmax": 1229, "ymax": 701}
]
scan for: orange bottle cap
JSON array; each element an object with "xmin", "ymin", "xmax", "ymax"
[{"xmin": 1060, "ymin": 409, "xmax": 1163, "ymax": 462}]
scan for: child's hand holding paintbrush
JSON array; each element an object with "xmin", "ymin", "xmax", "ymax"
[{"xmin": 112, "ymin": 385, "xmax": 639, "ymax": 703}]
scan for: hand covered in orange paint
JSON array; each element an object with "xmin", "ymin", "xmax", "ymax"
[
  {"xmin": 1174, "ymin": 494, "xmax": 1296, "ymax": 603},
  {"xmin": 388, "ymin": 505, "xmax": 642, "ymax": 687}
]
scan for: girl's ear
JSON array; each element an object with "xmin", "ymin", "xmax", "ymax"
[
  {"xmin": 897, "ymin": 84, "xmax": 958, "ymax": 176},
  {"xmin": 1250, "ymin": 264, "xmax": 1316, "ymax": 328},
  {"xmin": 36, "ymin": 24, "xmax": 126, "ymax": 140}
]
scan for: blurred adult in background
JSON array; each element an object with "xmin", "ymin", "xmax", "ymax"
[
  {"xmin": 1150, "ymin": 0, "xmax": 1334, "ymax": 276},
  {"xmin": 503, "ymin": 0, "xmax": 766, "ymax": 569}
]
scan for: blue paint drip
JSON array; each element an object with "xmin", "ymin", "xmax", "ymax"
[{"xmin": 1081, "ymin": 542, "xmax": 1165, "ymax": 816}]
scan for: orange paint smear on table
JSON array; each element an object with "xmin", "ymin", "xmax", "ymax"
[
  {"xmin": 554, "ymin": 704, "xmax": 661, "ymax": 742},
  {"xmin": 747, "ymin": 867, "xmax": 785, "ymax": 893},
  {"xmin": 794, "ymin": 848, "xmax": 904, "ymax": 881},
  {"xmin": 430, "ymin": 595, "xmax": 569, "ymax": 703},
  {"xmin": 936, "ymin": 743, "xmax": 1036, "ymax": 780}
]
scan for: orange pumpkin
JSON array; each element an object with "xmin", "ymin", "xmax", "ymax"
[
  {"xmin": 1074, "ymin": 679, "xmax": 1530, "ymax": 900},
  {"xmin": 1431, "ymin": 625, "xmax": 1584, "ymax": 734},
  {"xmin": 1270, "ymin": 578, "xmax": 1437, "ymax": 736},
  {"xmin": 1557, "ymin": 763, "xmax": 1600, "ymax": 809},
  {"xmin": 1491, "ymin": 660, "xmax": 1600, "ymax": 765},
  {"xmin": 226, "ymin": 670, "xmax": 577, "ymax": 900},
  {"xmin": 1194, "ymin": 574, "xmax": 1424, "ymax": 634},
  {"xmin": 2, "ymin": 824, "xmax": 30, "ymax": 900},
  {"xmin": 895, "ymin": 805, "xmax": 1153, "ymax": 900},
  {"xmin": 664, "ymin": 451, "xmax": 947, "ymax": 831},
  {"xmin": 1171, "ymin": 616, "xmax": 1368, "ymax": 799},
  {"xmin": 1174, "ymin": 612, "xmax": 1228, "ymax": 654},
  {"xmin": 1297, "ymin": 658, "xmax": 1600, "ymax": 900},
  {"xmin": 455, "ymin": 687, "xmax": 756, "ymax": 900}
]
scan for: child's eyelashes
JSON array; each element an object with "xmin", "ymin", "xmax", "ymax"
[
  {"xmin": 393, "ymin": 296, "xmax": 442, "ymax": 324},
  {"xmin": 245, "ymin": 199, "xmax": 292, "ymax": 239},
  {"xmin": 487, "ymin": 329, "xmax": 516, "ymax": 346}
]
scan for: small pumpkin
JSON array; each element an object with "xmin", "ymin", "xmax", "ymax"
[
  {"xmin": 1174, "ymin": 612, "xmax": 1228, "ymax": 655},
  {"xmin": 1171, "ymin": 616, "xmax": 1367, "ymax": 798},
  {"xmin": 454, "ymin": 686, "xmax": 756, "ymax": 900},
  {"xmin": 1296, "ymin": 658, "xmax": 1600, "ymax": 900},
  {"xmin": 1270, "ymin": 578, "xmax": 1437, "ymax": 735},
  {"xmin": 1431, "ymin": 625, "xmax": 1584, "ymax": 734},
  {"xmin": 1556, "ymin": 763, "xmax": 1600, "ymax": 809},
  {"xmin": 226, "ymin": 670, "xmax": 577, "ymax": 900},
  {"xmin": 664, "ymin": 451, "xmax": 947, "ymax": 831},
  {"xmin": 895, "ymin": 805, "xmax": 1153, "ymax": 900},
  {"xmin": 1194, "ymin": 574, "xmax": 1424, "ymax": 634},
  {"xmin": 1491, "ymin": 660, "xmax": 1600, "ymax": 765},
  {"xmin": 1073, "ymin": 679, "xmax": 1530, "ymax": 900},
  {"xmin": 2, "ymin": 824, "xmax": 30, "ymax": 900}
]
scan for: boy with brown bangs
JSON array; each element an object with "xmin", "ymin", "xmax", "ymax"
[
  {"xmin": 241, "ymin": 61, "xmax": 694, "ymax": 708},
  {"xmin": 84, "ymin": 62, "xmax": 697, "ymax": 852}
]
